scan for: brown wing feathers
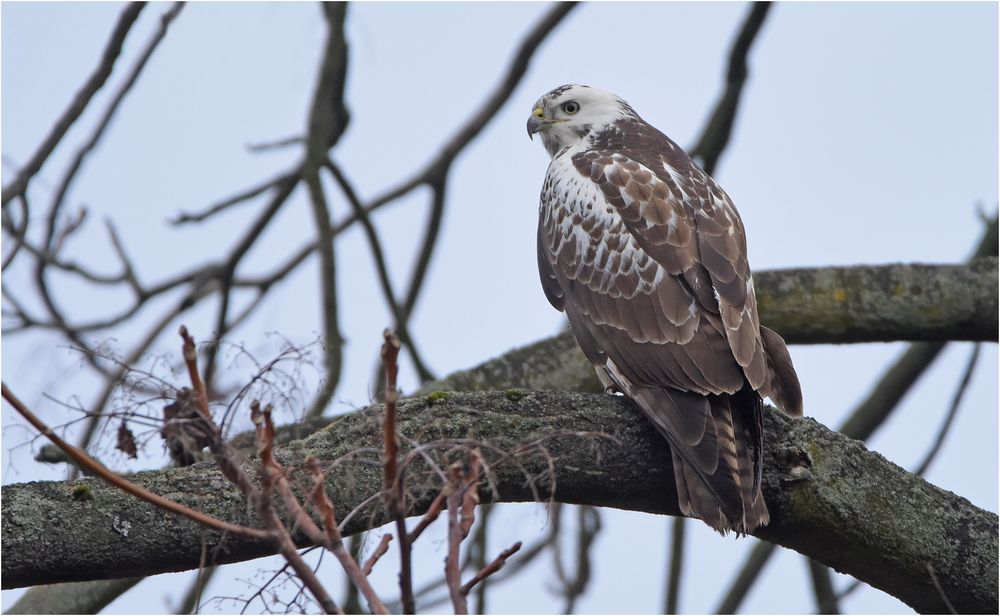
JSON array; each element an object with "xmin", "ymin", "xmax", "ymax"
[{"xmin": 537, "ymin": 116, "xmax": 801, "ymax": 534}]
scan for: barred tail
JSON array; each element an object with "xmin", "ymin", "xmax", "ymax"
[{"xmin": 632, "ymin": 384, "xmax": 768, "ymax": 534}]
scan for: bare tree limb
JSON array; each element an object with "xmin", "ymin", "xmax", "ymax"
[
  {"xmin": 807, "ymin": 558, "xmax": 839, "ymax": 614},
  {"xmin": 425, "ymin": 259, "xmax": 996, "ymax": 402},
  {"xmin": 3, "ymin": 390, "xmax": 995, "ymax": 613},
  {"xmin": 664, "ymin": 517, "xmax": 686, "ymax": 614},
  {"xmin": 44, "ymin": 2, "xmax": 185, "ymax": 253},
  {"xmin": 1, "ymin": 3, "xmax": 146, "ymax": 207},
  {"xmin": 716, "ymin": 214, "xmax": 998, "ymax": 613},
  {"xmin": 1, "ymin": 383, "xmax": 269, "ymax": 542},
  {"xmin": 689, "ymin": 1, "xmax": 771, "ymax": 175},
  {"xmin": 358, "ymin": 2, "xmax": 578, "ymax": 215},
  {"xmin": 5, "ymin": 577, "xmax": 144, "ymax": 615},
  {"xmin": 169, "ymin": 170, "xmax": 297, "ymax": 226},
  {"xmin": 753, "ymin": 259, "xmax": 997, "ymax": 344}
]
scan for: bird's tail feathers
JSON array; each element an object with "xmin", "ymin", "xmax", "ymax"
[
  {"xmin": 760, "ymin": 326, "xmax": 803, "ymax": 417},
  {"xmin": 633, "ymin": 385, "xmax": 768, "ymax": 535}
]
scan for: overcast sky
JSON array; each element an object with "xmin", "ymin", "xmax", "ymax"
[{"xmin": 2, "ymin": 2, "xmax": 997, "ymax": 614}]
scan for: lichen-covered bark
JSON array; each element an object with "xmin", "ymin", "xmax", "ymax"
[
  {"xmin": 3, "ymin": 259, "xmax": 996, "ymax": 613},
  {"xmin": 423, "ymin": 326, "xmax": 600, "ymax": 394},
  {"xmin": 753, "ymin": 258, "xmax": 997, "ymax": 344},
  {"xmin": 426, "ymin": 259, "xmax": 998, "ymax": 397},
  {"xmin": 3, "ymin": 391, "xmax": 996, "ymax": 613}
]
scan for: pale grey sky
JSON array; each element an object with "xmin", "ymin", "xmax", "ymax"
[{"xmin": 2, "ymin": 2, "xmax": 997, "ymax": 614}]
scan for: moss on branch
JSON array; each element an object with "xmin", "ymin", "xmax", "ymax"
[{"xmin": 3, "ymin": 391, "xmax": 996, "ymax": 613}]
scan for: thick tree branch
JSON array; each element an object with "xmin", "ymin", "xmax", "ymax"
[
  {"xmin": 4, "ymin": 259, "xmax": 994, "ymax": 614},
  {"xmin": 753, "ymin": 259, "xmax": 997, "ymax": 344},
  {"xmin": 718, "ymin": 213, "xmax": 998, "ymax": 613},
  {"xmin": 427, "ymin": 259, "xmax": 996, "ymax": 400},
  {"xmin": 3, "ymin": 390, "xmax": 995, "ymax": 613}
]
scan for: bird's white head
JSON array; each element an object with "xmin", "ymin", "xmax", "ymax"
[{"xmin": 527, "ymin": 84, "xmax": 638, "ymax": 158}]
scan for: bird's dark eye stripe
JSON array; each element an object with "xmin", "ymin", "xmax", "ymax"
[{"xmin": 562, "ymin": 101, "xmax": 580, "ymax": 114}]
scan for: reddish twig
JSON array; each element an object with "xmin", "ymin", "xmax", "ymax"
[
  {"xmin": 1, "ymin": 382, "xmax": 269, "ymax": 541},
  {"xmin": 306, "ymin": 457, "xmax": 390, "ymax": 615},
  {"xmin": 460, "ymin": 455, "xmax": 482, "ymax": 540},
  {"xmin": 444, "ymin": 454, "xmax": 484, "ymax": 615},
  {"xmin": 178, "ymin": 326, "xmax": 212, "ymax": 423},
  {"xmin": 443, "ymin": 456, "xmax": 487, "ymax": 615},
  {"xmin": 461, "ymin": 542, "xmax": 522, "ymax": 596},
  {"xmin": 361, "ymin": 534, "xmax": 394, "ymax": 576},
  {"xmin": 380, "ymin": 329, "xmax": 416, "ymax": 613},
  {"xmin": 445, "ymin": 464, "xmax": 469, "ymax": 615},
  {"xmin": 406, "ymin": 491, "xmax": 447, "ymax": 544},
  {"xmin": 250, "ymin": 401, "xmax": 342, "ymax": 615}
]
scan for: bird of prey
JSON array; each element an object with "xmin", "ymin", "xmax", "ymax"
[{"xmin": 527, "ymin": 84, "xmax": 802, "ymax": 534}]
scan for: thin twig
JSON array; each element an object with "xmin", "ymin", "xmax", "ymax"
[
  {"xmin": 324, "ymin": 158, "xmax": 436, "ymax": 382},
  {"xmin": 1, "ymin": 194, "xmax": 30, "ymax": 271},
  {"xmin": 306, "ymin": 457, "xmax": 390, "ymax": 615},
  {"xmin": 245, "ymin": 135, "xmax": 305, "ymax": 153},
  {"xmin": 380, "ymin": 329, "xmax": 415, "ymax": 613},
  {"xmin": 1, "ymin": 382, "xmax": 268, "ymax": 541},
  {"xmin": 913, "ymin": 343, "xmax": 981, "ymax": 476},
  {"xmin": 201, "ymin": 172, "xmax": 300, "ymax": 390},
  {"xmin": 552, "ymin": 505, "xmax": 600, "ymax": 614},
  {"xmin": 407, "ymin": 491, "xmax": 447, "ymax": 543},
  {"xmin": 170, "ymin": 170, "xmax": 296, "ymax": 225},
  {"xmin": 470, "ymin": 503, "xmax": 493, "ymax": 614},
  {"xmin": 926, "ymin": 563, "xmax": 957, "ymax": 615},
  {"xmin": 105, "ymin": 218, "xmax": 142, "ymax": 296},
  {"xmin": 251, "ymin": 401, "xmax": 342, "ymax": 615},
  {"xmin": 361, "ymin": 534, "xmax": 394, "ymax": 576},
  {"xmin": 177, "ymin": 537, "xmax": 215, "ymax": 615},
  {"xmin": 445, "ymin": 464, "xmax": 470, "ymax": 615},
  {"xmin": 45, "ymin": 2, "xmax": 185, "ymax": 253},
  {"xmin": 179, "ymin": 326, "xmax": 213, "ymax": 423},
  {"xmin": 461, "ymin": 542, "xmax": 522, "ymax": 596},
  {"xmin": 1, "ymin": 2, "xmax": 146, "ymax": 207}
]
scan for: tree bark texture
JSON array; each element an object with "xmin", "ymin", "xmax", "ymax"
[
  {"xmin": 3, "ymin": 390, "xmax": 996, "ymax": 613},
  {"xmin": 752, "ymin": 258, "xmax": 997, "ymax": 344},
  {"xmin": 3, "ymin": 259, "xmax": 997, "ymax": 613}
]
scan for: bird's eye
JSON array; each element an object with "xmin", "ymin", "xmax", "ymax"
[{"xmin": 561, "ymin": 101, "xmax": 580, "ymax": 114}]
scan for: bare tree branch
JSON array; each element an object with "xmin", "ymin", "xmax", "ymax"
[
  {"xmin": 664, "ymin": 517, "xmax": 686, "ymax": 614},
  {"xmin": 689, "ymin": 1, "xmax": 771, "ymax": 175},
  {"xmin": 807, "ymin": 558, "xmax": 839, "ymax": 614},
  {"xmin": 44, "ymin": 2, "xmax": 185, "ymax": 253},
  {"xmin": 3, "ymin": 390, "xmax": 995, "ymax": 613},
  {"xmin": 716, "ymin": 214, "xmax": 998, "ymax": 614},
  {"xmin": 1, "ymin": 3, "xmax": 146, "ymax": 207},
  {"xmin": 5, "ymin": 577, "xmax": 144, "ymax": 615}
]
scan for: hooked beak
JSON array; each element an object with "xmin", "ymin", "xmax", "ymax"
[{"xmin": 527, "ymin": 106, "xmax": 545, "ymax": 139}]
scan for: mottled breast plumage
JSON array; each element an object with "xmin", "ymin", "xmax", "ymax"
[{"xmin": 529, "ymin": 84, "xmax": 802, "ymax": 534}]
